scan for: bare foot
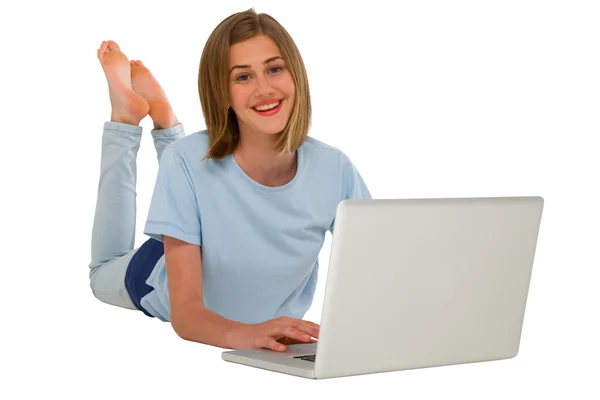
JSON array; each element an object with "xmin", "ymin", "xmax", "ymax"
[
  {"xmin": 97, "ymin": 41, "xmax": 149, "ymax": 125},
  {"xmin": 130, "ymin": 60, "xmax": 179, "ymax": 130}
]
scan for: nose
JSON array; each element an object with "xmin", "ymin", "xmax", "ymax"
[{"xmin": 254, "ymin": 75, "xmax": 274, "ymax": 97}]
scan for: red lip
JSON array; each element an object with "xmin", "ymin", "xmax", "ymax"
[
  {"xmin": 252, "ymin": 98, "xmax": 282, "ymax": 108},
  {"xmin": 252, "ymin": 99, "xmax": 283, "ymax": 116}
]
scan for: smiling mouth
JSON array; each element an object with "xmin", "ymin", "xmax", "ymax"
[
  {"xmin": 252, "ymin": 99, "xmax": 283, "ymax": 115},
  {"xmin": 253, "ymin": 99, "xmax": 281, "ymax": 111}
]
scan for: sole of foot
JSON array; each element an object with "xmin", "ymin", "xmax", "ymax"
[
  {"xmin": 130, "ymin": 60, "xmax": 179, "ymax": 130},
  {"xmin": 97, "ymin": 40, "xmax": 150, "ymax": 126}
]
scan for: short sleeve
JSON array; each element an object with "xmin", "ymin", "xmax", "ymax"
[
  {"xmin": 329, "ymin": 152, "xmax": 371, "ymax": 233},
  {"xmin": 144, "ymin": 147, "xmax": 202, "ymax": 246},
  {"xmin": 340, "ymin": 153, "xmax": 371, "ymax": 201}
]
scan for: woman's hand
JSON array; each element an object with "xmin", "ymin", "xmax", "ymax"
[
  {"xmin": 227, "ymin": 316, "xmax": 320, "ymax": 351},
  {"xmin": 276, "ymin": 336, "xmax": 318, "ymax": 346}
]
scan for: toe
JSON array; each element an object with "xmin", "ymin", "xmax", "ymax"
[
  {"xmin": 107, "ymin": 40, "xmax": 121, "ymax": 51},
  {"xmin": 97, "ymin": 43, "xmax": 107, "ymax": 59},
  {"xmin": 97, "ymin": 42, "xmax": 105, "ymax": 57}
]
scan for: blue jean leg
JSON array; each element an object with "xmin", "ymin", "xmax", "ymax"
[{"xmin": 88, "ymin": 121, "xmax": 185, "ymax": 310}]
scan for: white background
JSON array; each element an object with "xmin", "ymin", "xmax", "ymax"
[{"xmin": 1, "ymin": 0, "xmax": 598, "ymax": 398}]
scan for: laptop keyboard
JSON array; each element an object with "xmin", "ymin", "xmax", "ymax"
[{"xmin": 293, "ymin": 354, "xmax": 316, "ymax": 362}]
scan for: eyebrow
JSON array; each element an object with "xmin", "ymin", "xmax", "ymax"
[{"xmin": 229, "ymin": 56, "xmax": 284, "ymax": 74}]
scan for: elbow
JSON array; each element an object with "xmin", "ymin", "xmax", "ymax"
[
  {"xmin": 170, "ymin": 318, "xmax": 188, "ymax": 341},
  {"xmin": 170, "ymin": 309, "xmax": 192, "ymax": 341},
  {"xmin": 169, "ymin": 301, "xmax": 207, "ymax": 342}
]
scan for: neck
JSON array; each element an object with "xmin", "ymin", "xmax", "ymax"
[{"xmin": 233, "ymin": 129, "xmax": 297, "ymax": 187}]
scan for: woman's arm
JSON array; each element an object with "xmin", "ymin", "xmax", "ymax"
[{"xmin": 164, "ymin": 235, "xmax": 245, "ymax": 348}]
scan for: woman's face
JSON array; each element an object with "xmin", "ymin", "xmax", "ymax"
[{"xmin": 228, "ymin": 35, "xmax": 295, "ymax": 137}]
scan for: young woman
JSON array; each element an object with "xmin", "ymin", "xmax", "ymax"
[{"xmin": 89, "ymin": 9, "xmax": 371, "ymax": 352}]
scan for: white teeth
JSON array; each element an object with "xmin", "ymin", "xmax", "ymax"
[{"xmin": 254, "ymin": 100, "xmax": 280, "ymax": 111}]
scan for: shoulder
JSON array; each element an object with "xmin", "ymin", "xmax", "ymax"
[
  {"xmin": 302, "ymin": 135, "xmax": 341, "ymax": 154},
  {"xmin": 162, "ymin": 129, "xmax": 210, "ymax": 160},
  {"xmin": 301, "ymin": 135, "xmax": 352, "ymax": 168},
  {"xmin": 302, "ymin": 136, "xmax": 350, "ymax": 162}
]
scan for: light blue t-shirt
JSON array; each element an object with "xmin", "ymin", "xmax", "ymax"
[{"xmin": 142, "ymin": 130, "xmax": 370, "ymax": 323}]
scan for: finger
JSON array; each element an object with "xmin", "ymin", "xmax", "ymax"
[
  {"xmin": 280, "ymin": 337, "xmax": 318, "ymax": 345},
  {"xmin": 300, "ymin": 320, "xmax": 321, "ymax": 331},
  {"xmin": 299, "ymin": 322, "xmax": 320, "ymax": 338},
  {"xmin": 281, "ymin": 326, "xmax": 312, "ymax": 342},
  {"xmin": 264, "ymin": 337, "xmax": 286, "ymax": 352},
  {"xmin": 301, "ymin": 319, "xmax": 319, "ymax": 328},
  {"xmin": 289, "ymin": 318, "xmax": 319, "ymax": 328},
  {"xmin": 276, "ymin": 319, "xmax": 319, "ymax": 338},
  {"xmin": 287, "ymin": 319, "xmax": 319, "ymax": 332},
  {"xmin": 276, "ymin": 336, "xmax": 289, "ymax": 345},
  {"xmin": 304, "ymin": 320, "xmax": 320, "ymax": 328}
]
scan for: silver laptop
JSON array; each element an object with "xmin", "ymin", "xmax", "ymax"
[{"xmin": 222, "ymin": 196, "xmax": 544, "ymax": 379}]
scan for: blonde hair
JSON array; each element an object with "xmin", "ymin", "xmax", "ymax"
[{"xmin": 198, "ymin": 9, "xmax": 311, "ymax": 160}]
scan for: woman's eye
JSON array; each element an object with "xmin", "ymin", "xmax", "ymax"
[
  {"xmin": 269, "ymin": 66, "xmax": 282, "ymax": 74},
  {"xmin": 237, "ymin": 74, "xmax": 251, "ymax": 81}
]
